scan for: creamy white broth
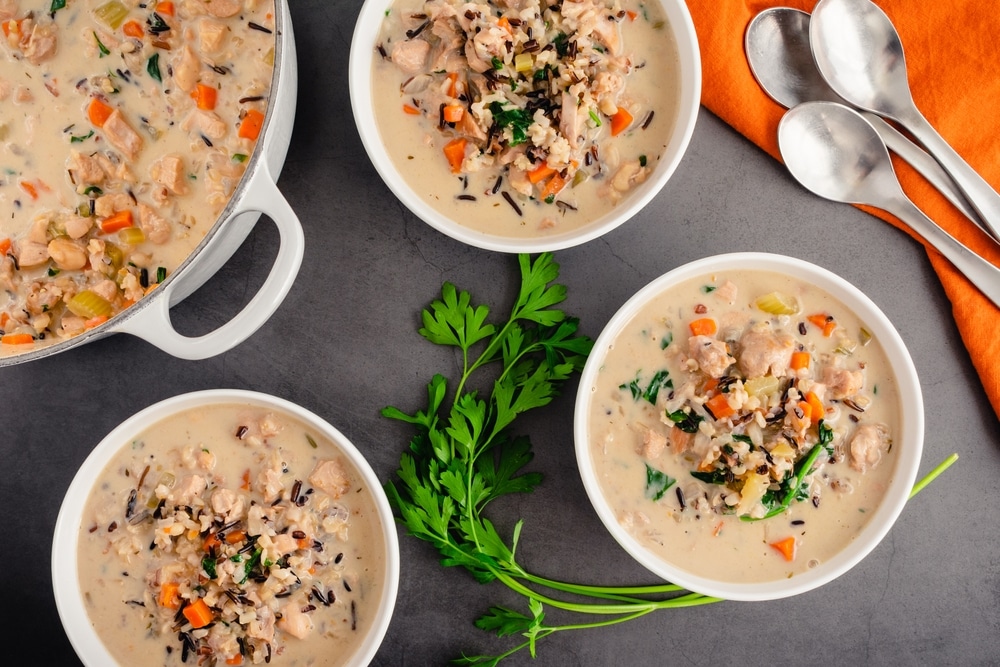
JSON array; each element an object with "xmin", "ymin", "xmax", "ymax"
[
  {"xmin": 0, "ymin": 0, "xmax": 274, "ymax": 353},
  {"xmin": 586, "ymin": 269, "xmax": 900, "ymax": 583},
  {"xmin": 77, "ymin": 403, "xmax": 387, "ymax": 666},
  {"xmin": 372, "ymin": 0, "xmax": 679, "ymax": 240}
]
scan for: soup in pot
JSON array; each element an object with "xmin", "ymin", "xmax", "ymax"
[
  {"xmin": 0, "ymin": 0, "xmax": 276, "ymax": 354},
  {"xmin": 586, "ymin": 269, "xmax": 900, "ymax": 583}
]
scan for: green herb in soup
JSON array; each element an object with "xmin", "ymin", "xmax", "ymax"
[
  {"xmin": 589, "ymin": 270, "xmax": 900, "ymax": 582},
  {"xmin": 372, "ymin": 0, "xmax": 680, "ymax": 238}
]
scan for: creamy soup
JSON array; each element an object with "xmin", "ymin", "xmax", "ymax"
[
  {"xmin": 0, "ymin": 0, "xmax": 275, "ymax": 354},
  {"xmin": 586, "ymin": 270, "xmax": 899, "ymax": 583},
  {"xmin": 372, "ymin": 0, "xmax": 679, "ymax": 239},
  {"xmin": 77, "ymin": 404, "xmax": 387, "ymax": 666}
]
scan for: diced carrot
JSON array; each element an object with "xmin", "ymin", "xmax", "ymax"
[
  {"xmin": 497, "ymin": 16, "xmax": 512, "ymax": 35},
  {"xmin": 1, "ymin": 333, "xmax": 34, "ymax": 345},
  {"xmin": 0, "ymin": 312, "xmax": 8, "ymax": 329},
  {"xmin": 712, "ymin": 521, "xmax": 724, "ymax": 537},
  {"xmin": 703, "ymin": 377, "xmax": 719, "ymax": 394},
  {"xmin": 122, "ymin": 19, "xmax": 144, "ymax": 37},
  {"xmin": 203, "ymin": 533, "xmax": 221, "ymax": 552},
  {"xmin": 688, "ymin": 317, "xmax": 717, "ymax": 337},
  {"xmin": 297, "ymin": 536, "xmax": 312, "ymax": 550},
  {"xmin": 445, "ymin": 71, "xmax": 458, "ymax": 98},
  {"xmin": 790, "ymin": 351, "xmax": 810, "ymax": 371},
  {"xmin": 705, "ymin": 392, "xmax": 735, "ymax": 420},
  {"xmin": 539, "ymin": 172, "xmax": 566, "ymax": 201},
  {"xmin": 1, "ymin": 19, "xmax": 22, "ymax": 38},
  {"xmin": 797, "ymin": 400, "xmax": 813, "ymax": 423},
  {"xmin": 527, "ymin": 163, "xmax": 556, "ymax": 184},
  {"xmin": 88, "ymin": 98, "xmax": 115, "ymax": 128},
  {"xmin": 192, "ymin": 83, "xmax": 218, "ymax": 111},
  {"xmin": 84, "ymin": 315, "xmax": 109, "ymax": 329},
  {"xmin": 0, "ymin": 238, "xmax": 10, "ymax": 255},
  {"xmin": 626, "ymin": 9, "xmax": 637, "ymax": 20},
  {"xmin": 18, "ymin": 180, "xmax": 39, "ymax": 200},
  {"xmin": 225, "ymin": 655, "xmax": 243, "ymax": 666},
  {"xmin": 769, "ymin": 536, "xmax": 797, "ymax": 562},
  {"xmin": 100, "ymin": 210, "xmax": 134, "ymax": 233},
  {"xmin": 442, "ymin": 104, "xmax": 464, "ymax": 123},
  {"xmin": 182, "ymin": 598, "xmax": 214, "ymax": 629},
  {"xmin": 442, "ymin": 137, "xmax": 467, "ymax": 174},
  {"xmin": 402, "ymin": 103, "xmax": 420, "ymax": 115},
  {"xmin": 238, "ymin": 109, "xmax": 265, "ymax": 141},
  {"xmin": 610, "ymin": 107, "xmax": 634, "ymax": 136},
  {"xmin": 225, "ymin": 530, "xmax": 246, "ymax": 544},
  {"xmin": 159, "ymin": 582, "xmax": 181, "ymax": 610},
  {"xmin": 804, "ymin": 390, "xmax": 824, "ymax": 424},
  {"xmin": 155, "ymin": 1, "xmax": 175, "ymax": 16},
  {"xmin": 807, "ymin": 313, "xmax": 837, "ymax": 337},
  {"xmin": 241, "ymin": 468, "xmax": 251, "ymax": 491}
]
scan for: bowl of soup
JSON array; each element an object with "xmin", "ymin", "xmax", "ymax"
[
  {"xmin": 0, "ymin": 0, "xmax": 304, "ymax": 365},
  {"xmin": 349, "ymin": 0, "xmax": 701, "ymax": 253},
  {"xmin": 574, "ymin": 252, "xmax": 923, "ymax": 601},
  {"xmin": 52, "ymin": 389, "xmax": 399, "ymax": 666}
]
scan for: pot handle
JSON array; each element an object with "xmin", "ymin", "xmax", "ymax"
[{"xmin": 114, "ymin": 161, "xmax": 304, "ymax": 360}]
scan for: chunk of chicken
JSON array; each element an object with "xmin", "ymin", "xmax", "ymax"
[
  {"xmin": 559, "ymin": 92, "xmax": 582, "ymax": 149},
  {"xmin": 101, "ymin": 110, "xmax": 143, "ymax": 160},
  {"xmin": 390, "ymin": 38, "xmax": 431, "ymax": 75},
  {"xmin": 94, "ymin": 192, "xmax": 132, "ymax": 218},
  {"xmin": 139, "ymin": 203, "xmax": 172, "ymax": 244},
  {"xmin": 67, "ymin": 151, "xmax": 107, "ymax": 187},
  {"xmin": 277, "ymin": 599, "xmax": 314, "ymax": 639},
  {"xmin": 201, "ymin": 0, "xmax": 242, "ymax": 18},
  {"xmin": 181, "ymin": 109, "xmax": 228, "ymax": 141},
  {"xmin": 737, "ymin": 325, "xmax": 795, "ymax": 378},
  {"xmin": 308, "ymin": 459, "xmax": 351, "ymax": 499},
  {"xmin": 210, "ymin": 488, "xmax": 245, "ymax": 522},
  {"xmin": 822, "ymin": 365, "xmax": 864, "ymax": 400},
  {"xmin": 638, "ymin": 426, "xmax": 666, "ymax": 459},
  {"xmin": 149, "ymin": 154, "xmax": 189, "ymax": 195},
  {"xmin": 198, "ymin": 18, "xmax": 227, "ymax": 54},
  {"xmin": 688, "ymin": 335, "xmax": 735, "ymax": 379},
  {"xmin": 848, "ymin": 423, "xmax": 891, "ymax": 472},
  {"xmin": 16, "ymin": 240, "xmax": 49, "ymax": 267},
  {"xmin": 171, "ymin": 45, "xmax": 201, "ymax": 93},
  {"xmin": 23, "ymin": 22, "xmax": 57, "ymax": 64}
]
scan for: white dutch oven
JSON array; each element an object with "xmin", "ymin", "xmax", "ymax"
[{"xmin": 1, "ymin": 0, "xmax": 304, "ymax": 365}]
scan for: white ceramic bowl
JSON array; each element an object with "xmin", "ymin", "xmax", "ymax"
[
  {"xmin": 348, "ymin": 0, "xmax": 702, "ymax": 253},
  {"xmin": 573, "ymin": 252, "xmax": 924, "ymax": 601},
  {"xmin": 52, "ymin": 389, "xmax": 399, "ymax": 666}
]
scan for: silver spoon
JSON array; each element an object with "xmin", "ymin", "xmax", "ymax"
[
  {"xmin": 744, "ymin": 6, "xmax": 983, "ymax": 231},
  {"xmin": 778, "ymin": 101, "xmax": 1000, "ymax": 310},
  {"xmin": 810, "ymin": 0, "xmax": 1000, "ymax": 244}
]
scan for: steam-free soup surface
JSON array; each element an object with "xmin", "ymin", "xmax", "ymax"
[
  {"xmin": 372, "ymin": 0, "xmax": 680, "ymax": 240},
  {"xmin": 586, "ymin": 269, "xmax": 899, "ymax": 583},
  {"xmin": 78, "ymin": 403, "xmax": 387, "ymax": 666}
]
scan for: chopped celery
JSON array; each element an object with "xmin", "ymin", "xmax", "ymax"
[
  {"xmin": 514, "ymin": 53, "xmax": 533, "ymax": 73},
  {"xmin": 118, "ymin": 227, "xmax": 145, "ymax": 246},
  {"xmin": 754, "ymin": 291, "xmax": 799, "ymax": 315},
  {"xmin": 743, "ymin": 375, "xmax": 779, "ymax": 398},
  {"xmin": 94, "ymin": 1, "xmax": 129, "ymax": 29},
  {"xmin": 67, "ymin": 290, "xmax": 113, "ymax": 319}
]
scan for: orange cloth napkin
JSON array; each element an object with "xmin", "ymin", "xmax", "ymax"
[{"xmin": 687, "ymin": 0, "xmax": 1000, "ymax": 422}]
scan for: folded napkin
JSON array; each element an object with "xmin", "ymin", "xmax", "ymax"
[{"xmin": 687, "ymin": 0, "xmax": 1000, "ymax": 422}]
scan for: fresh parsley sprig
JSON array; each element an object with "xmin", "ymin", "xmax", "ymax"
[{"xmin": 382, "ymin": 253, "xmax": 722, "ymax": 665}]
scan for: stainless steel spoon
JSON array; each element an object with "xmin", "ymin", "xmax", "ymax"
[
  {"xmin": 810, "ymin": 0, "xmax": 1000, "ymax": 243},
  {"xmin": 744, "ymin": 6, "xmax": 983, "ymax": 230},
  {"xmin": 778, "ymin": 101, "xmax": 1000, "ymax": 309}
]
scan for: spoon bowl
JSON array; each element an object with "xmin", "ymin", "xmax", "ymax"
[{"xmin": 778, "ymin": 101, "xmax": 1000, "ymax": 309}]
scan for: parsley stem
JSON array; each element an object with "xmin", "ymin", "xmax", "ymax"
[{"xmin": 909, "ymin": 452, "xmax": 959, "ymax": 499}]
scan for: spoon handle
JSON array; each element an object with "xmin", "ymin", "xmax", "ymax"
[
  {"xmin": 895, "ymin": 109, "xmax": 1000, "ymax": 244},
  {"xmin": 886, "ymin": 196, "xmax": 1000, "ymax": 310},
  {"xmin": 864, "ymin": 112, "xmax": 985, "ymax": 232}
]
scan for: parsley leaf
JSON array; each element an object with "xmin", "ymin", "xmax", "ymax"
[{"xmin": 489, "ymin": 101, "xmax": 532, "ymax": 146}]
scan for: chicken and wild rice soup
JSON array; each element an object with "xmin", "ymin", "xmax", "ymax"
[
  {"xmin": 373, "ymin": 0, "xmax": 679, "ymax": 238},
  {"xmin": 77, "ymin": 404, "xmax": 388, "ymax": 666},
  {"xmin": 0, "ymin": 0, "xmax": 275, "ymax": 354},
  {"xmin": 587, "ymin": 270, "xmax": 900, "ymax": 583}
]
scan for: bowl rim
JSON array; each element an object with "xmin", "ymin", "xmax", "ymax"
[
  {"xmin": 51, "ymin": 389, "xmax": 400, "ymax": 666},
  {"xmin": 348, "ymin": 0, "xmax": 703, "ymax": 253},
  {"xmin": 572, "ymin": 251, "xmax": 925, "ymax": 601}
]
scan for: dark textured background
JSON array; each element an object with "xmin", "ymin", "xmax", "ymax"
[{"xmin": 8, "ymin": 0, "xmax": 999, "ymax": 664}]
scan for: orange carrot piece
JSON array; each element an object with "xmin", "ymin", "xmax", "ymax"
[
  {"xmin": 626, "ymin": 9, "xmax": 637, "ymax": 20},
  {"xmin": 705, "ymin": 392, "xmax": 734, "ymax": 420},
  {"xmin": 527, "ymin": 163, "xmax": 556, "ymax": 184},
  {"xmin": 807, "ymin": 313, "xmax": 836, "ymax": 337},
  {"xmin": 238, "ymin": 109, "xmax": 265, "ymax": 141},
  {"xmin": 770, "ymin": 536, "xmax": 797, "ymax": 562},
  {"xmin": 100, "ymin": 210, "xmax": 134, "ymax": 233},
  {"xmin": 402, "ymin": 103, "xmax": 420, "ymax": 115},
  {"xmin": 226, "ymin": 655, "xmax": 243, "ymax": 666},
  {"xmin": 442, "ymin": 137, "xmax": 467, "ymax": 174},
  {"xmin": 797, "ymin": 400, "xmax": 813, "ymax": 423},
  {"xmin": 88, "ymin": 98, "xmax": 115, "ymax": 128},
  {"xmin": 0, "ymin": 238, "xmax": 10, "ymax": 255},
  {"xmin": 712, "ymin": 521, "xmax": 724, "ymax": 537},
  {"xmin": 497, "ymin": 16, "xmax": 512, "ymax": 34},
  {"xmin": 122, "ymin": 19, "xmax": 143, "ymax": 37},
  {"xmin": 182, "ymin": 599, "xmax": 214, "ymax": 629},
  {"xmin": 224, "ymin": 530, "xmax": 246, "ymax": 544},
  {"xmin": 159, "ymin": 582, "xmax": 181, "ymax": 610},
  {"xmin": 610, "ymin": 107, "xmax": 634, "ymax": 136},
  {"xmin": 790, "ymin": 351, "xmax": 810, "ymax": 370},
  {"xmin": 1, "ymin": 333, "xmax": 34, "ymax": 345},
  {"xmin": 688, "ymin": 317, "xmax": 717, "ymax": 337},
  {"xmin": 446, "ymin": 71, "xmax": 458, "ymax": 98},
  {"xmin": 192, "ymin": 83, "xmax": 218, "ymax": 111},
  {"xmin": 804, "ymin": 390, "xmax": 824, "ymax": 424},
  {"xmin": 442, "ymin": 104, "xmax": 464, "ymax": 123},
  {"xmin": 703, "ymin": 377, "xmax": 719, "ymax": 394},
  {"xmin": 18, "ymin": 180, "xmax": 39, "ymax": 200},
  {"xmin": 155, "ymin": 1, "xmax": 175, "ymax": 16},
  {"xmin": 84, "ymin": 315, "xmax": 109, "ymax": 329},
  {"xmin": 1, "ymin": 19, "xmax": 22, "ymax": 38},
  {"xmin": 241, "ymin": 469, "xmax": 251, "ymax": 491},
  {"xmin": 539, "ymin": 172, "xmax": 567, "ymax": 201}
]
